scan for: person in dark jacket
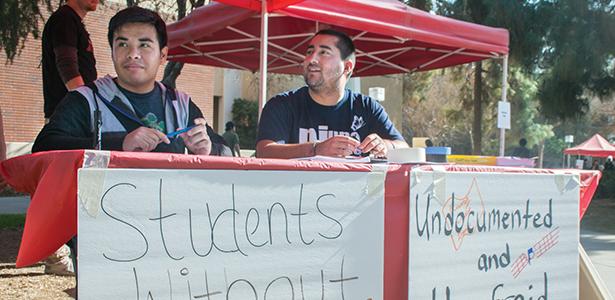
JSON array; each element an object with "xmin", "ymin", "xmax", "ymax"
[
  {"xmin": 34, "ymin": 6, "xmax": 229, "ymax": 156},
  {"xmin": 511, "ymin": 138, "xmax": 531, "ymax": 158}
]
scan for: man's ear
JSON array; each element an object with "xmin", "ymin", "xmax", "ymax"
[
  {"xmin": 160, "ymin": 46, "xmax": 169, "ymax": 65},
  {"xmin": 344, "ymin": 59, "xmax": 355, "ymax": 78}
]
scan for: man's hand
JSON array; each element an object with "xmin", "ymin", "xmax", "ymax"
[
  {"xmin": 180, "ymin": 118, "xmax": 211, "ymax": 155},
  {"xmin": 359, "ymin": 133, "xmax": 387, "ymax": 157},
  {"xmin": 315, "ymin": 136, "xmax": 360, "ymax": 157},
  {"xmin": 122, "ymin": 127, "xmax": 170, "ymax": 152}
]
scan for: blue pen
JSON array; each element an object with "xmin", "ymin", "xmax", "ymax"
[{"xmin": 166, "ymin": 125, "xmax": 197, "ymax": 138}]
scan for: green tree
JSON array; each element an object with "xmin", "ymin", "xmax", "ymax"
[
  {"xmin": 537, "ymin": 0, "xmax": 615, "ymax": 120},
  {"xmin": 506, "ymin": 67, "xmax": 554, "ymax": 165},
  {"xmin": 434, "ymin": 0, "xmax": 551, "ymax": 154},
  {"xmin": 0, "ymin": 0, "xmax": 52, "ymax": 63}
]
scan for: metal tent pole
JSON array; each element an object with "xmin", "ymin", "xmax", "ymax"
[
  {"xmin": 499, "ymin": 54, "xmax": 509, "ymax": 157},
  {"xmin": 258, "ymin": 0, "xmax": 269, "ymax": 120}
]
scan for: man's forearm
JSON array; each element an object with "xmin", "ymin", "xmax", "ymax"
[
  {"xmin": 256, "ymin": 140, "xmax": 316, "ymax": 159},
  {"xmin": 65, "ymin": 76, "xmax": 85, "ymax": 91}
]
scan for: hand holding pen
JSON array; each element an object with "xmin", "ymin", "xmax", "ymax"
[
  {"xmin": 314, "ymin": 135, "xmax": 360, "ymax": 157},
  {"xmin": 166, "ymin": 125, "xmax": 197, "ymax": 138},
  {"xmin": 178, "ymin": 118, "xmax": 211, "ymax": 155},
  {"xmin": 122, "ymin": 127, "xmax": 171, "ymax": 152}
]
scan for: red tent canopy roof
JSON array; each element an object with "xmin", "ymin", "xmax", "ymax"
[
  {"xmin": 564, "ymin": 134, "xmax": 615, "ymax": 157},
  {"xmin": 167, "ymin": 0, "xmax": 509, "ymax": 76}
]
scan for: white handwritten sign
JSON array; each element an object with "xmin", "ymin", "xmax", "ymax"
[
  {"xmin": 409, "ymin": 170, "xmax": 579, "ymax": 299},
  {"xmin": 78, "ymin": 168, "xmax": 385, "ymax": 299}
]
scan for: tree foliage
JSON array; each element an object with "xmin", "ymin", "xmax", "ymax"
[
  {"xmin": 0, "ymin": 0, "xmax": 52, "ymax": 63},
  {"xmin": 432, "ymin": 0, "xmax": 554, "ymax": 154},
  {"xmin": 537, "ymin": 0, "xmax": 615, "ymax": 120}
]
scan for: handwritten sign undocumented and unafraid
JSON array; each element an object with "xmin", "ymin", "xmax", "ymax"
[
  {"xmin": 77, "ymin": 168, "xmax": 386, "ymax": 299},
  {"xmin": 409, "ymin": 170, "xmax": 579, "ymax": 300}
]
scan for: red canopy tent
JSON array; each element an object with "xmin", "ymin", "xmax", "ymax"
[
  {"xmin": 564, "ymin": 134, "xmax": 615, "ymax": 158},
  {"xmin": 167, "ymin": 0, "xmax": 509, "ymax": 76},
  {"xmin": 166, "ymin": 0, "xmax": 511, "ymax": 153}
]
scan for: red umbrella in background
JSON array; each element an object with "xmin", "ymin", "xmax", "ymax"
[{"xmin": 166, "ymin": 0, "xmax": 510, "ymax": 153}]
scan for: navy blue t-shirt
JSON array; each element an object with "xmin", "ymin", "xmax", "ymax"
[
  {"xmin": 116, "ymin": 84, "xmax": 166, "ymax": 133},
  {"xmin": 257, "ymin": 87, "xmax": 404, "ymax": 144}
]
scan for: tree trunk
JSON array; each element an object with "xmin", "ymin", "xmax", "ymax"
[
  {"xmin": 161, "ymin": 61, "xmax": 184, "ymax": 89},
  {"xmin": 538, "ymin": 140, "xmax": 545, "ymax": 168},
  {"xmin": 472, "ymin": 61, "xmax": 482, "ymax": 155},
  {"xmin": 160, "ymin": 0, "xmax": 190, "ymax": 86}
]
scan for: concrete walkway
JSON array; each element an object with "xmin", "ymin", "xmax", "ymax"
[
  {"xmin": 0, "ymin": 195, "xmax": 30, "ymax": 214},
  {"xmin": 580, "ymin": 229, "xmax": 615, "ymax": 298}
]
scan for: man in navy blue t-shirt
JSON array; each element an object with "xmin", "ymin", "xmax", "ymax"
[{"xmin": 256, "ymin": 29, "xmax": 408, "ymax": 159}]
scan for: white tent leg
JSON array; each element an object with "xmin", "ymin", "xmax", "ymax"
[
  {"xmin": 499, "ymin": 54, "xmax": 509, "ymax": 157},
  {"xmin": 258, "ymin": 0, "xmax": 269, "ymax": 120}
]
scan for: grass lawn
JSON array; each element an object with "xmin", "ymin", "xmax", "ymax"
[{"xmin": 0, "ymin": 214, "xmax": 26, "ymax": 229}]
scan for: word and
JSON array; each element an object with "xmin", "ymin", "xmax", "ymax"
[{"xmin": 478, "ymin": 243, "xmax": 510, "ymax": 273}]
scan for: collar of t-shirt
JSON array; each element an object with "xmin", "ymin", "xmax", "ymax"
[
  {"xmin": 307, "ymin": 89, "xmax": 350, "ymax": 110},
  {"xmin": 115, "ymin": 83, "xmax": 166, "ymax": 132}
]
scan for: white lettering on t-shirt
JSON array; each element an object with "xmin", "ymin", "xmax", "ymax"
[{"xmin": 298, "ymin": 126, "xmax": 359, "ymax": 143}]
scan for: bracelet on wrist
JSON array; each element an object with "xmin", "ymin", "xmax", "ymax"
[{"xmin": 312, "ymin": 141, "xmax": 320, "ymax": 156}]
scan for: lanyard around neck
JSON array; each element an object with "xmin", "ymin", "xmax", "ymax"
[{"xmin": 94, "ymin": 90, "xmax": 146, "ymax": 127}]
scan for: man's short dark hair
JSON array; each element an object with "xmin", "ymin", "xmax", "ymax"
[
  {"xmin": 519, "ymin": 138, "xmax": 527, "ymax": 146},
  {"xmin": 108, "ymin": 6, "xmax": 167, "ymax": 49},
  {"xmin": 225, "ymin": 121, "xmax": 235, "ymax": 131},
  {"xmin": 314, "ymin": 29, "xmax": 355, "ymax": 61}
]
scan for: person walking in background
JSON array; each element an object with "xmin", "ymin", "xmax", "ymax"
[
  {"xmin": 511, "ymin": 138, "xmax": 531, "ymax": 158},
  {"xmin": 223, "ymin": 121, "xmax": 241, "ymax": 157},
  {"xmin": 42, "ymin": 0, "xmax": 98, "ymax": 120},
  {"xmin": 605, "ymin": 156, "xmax": 614, "ymax": 171}
]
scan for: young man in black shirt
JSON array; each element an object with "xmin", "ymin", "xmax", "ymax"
[
  {"xmin": 34, "ymin": 6, "xmax": 227, "ymax": 156},
  {"xmin": 42, "ymin": 0, "xmax": 98, "ymax": 119}
]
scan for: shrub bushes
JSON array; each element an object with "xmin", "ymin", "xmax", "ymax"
[
  {"xmin": 595, "ymin": 170, "xmax": 615, "ymax": 199},
  {"xmin": 231, "ymin": 98, "xmax": 258, "ymax": 150}
]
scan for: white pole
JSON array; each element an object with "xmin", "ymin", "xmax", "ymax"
[
  {"xmin": 498, "ymin": 54, "xmax": 509, "ymax": 157},
  {"xmin": 258, "ymin": 0, "xmax": 268, "ymax": 121}
]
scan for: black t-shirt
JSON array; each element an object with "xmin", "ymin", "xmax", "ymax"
[
  {"xmin": 257, "ymin": 87, "xmax": 404, "ymax": 144},
  {"xmin": 42, "ymin": 5, "xmax": 97, "ymax": 118},
  {"xmin": 116, "ymin": 84, "xmax": 166, "ymax": 133}
]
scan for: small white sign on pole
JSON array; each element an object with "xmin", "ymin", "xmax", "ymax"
[
  {"xmin": 498, "ymin": 101, "xmax": 511, "ymax": 129},
  {"xmin": 409, "ymin": 170, "xmax": 579, "ymax": 299},
  {"xmin": 369, "ymin": 87, "xmax": 386, "ymax": 102},
  {"xmin": 78, "ymin": 168, "xmax": 385, "ymax": 299}
]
